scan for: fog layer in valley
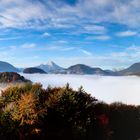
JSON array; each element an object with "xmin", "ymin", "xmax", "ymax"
[{"xmin": 21, "ymin": 74, "xmax": 140, "ymax": 105}]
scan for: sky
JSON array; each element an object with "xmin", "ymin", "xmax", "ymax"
[{"xmin": 1, "ymin": 0, "xmax": 140, "ymax": 69}]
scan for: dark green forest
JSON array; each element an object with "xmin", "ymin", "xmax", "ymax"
[{"xmin": 0, "ymin": 83, "xmax": 140, "ymax": 140}]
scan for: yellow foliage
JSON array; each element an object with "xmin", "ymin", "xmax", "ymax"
[{"xmin": 12, "ymin": 93, "xmax": 38, "ymax": 125}]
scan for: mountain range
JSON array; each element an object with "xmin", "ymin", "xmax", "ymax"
[{"xmin": 1, "ymin": 60, "xmax": 140, "ymax": 76}]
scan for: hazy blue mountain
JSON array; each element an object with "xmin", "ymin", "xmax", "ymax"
[
  {"xmin": 36, "ymin": 62, "xmax": 118, "ymax": 75},
  {"xmin": 0, "ymin": 61, "xmax": 19, "ymax": 72},
  {"xmin": 23, "ymin": 67, "xmax": 46, "ymax": 74},
  {"xmin": 118, "ymin": 62, "xmax": 140, "ymax": 75},
  {"xmin": 105, "ymin": 70, "xmax": 120, "ymax": 76},
  {"xmin": 37, "ymin": 61, "xmax": 64, "ymax": 73},
  {"xmin": 4, "ymin": 60, "xmax": 140, "ymax": 76},
  {"xmin": 66, "ymin": 64, "xmax": 111, "ymax": 75}
]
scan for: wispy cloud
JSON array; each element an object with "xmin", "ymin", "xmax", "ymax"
[
  {"xmin": 57, "ymin": 40, "xmax": 68, "ymax": 44},
  {"xmin": 44, "ymin": 45, "xmax": 76, "ymax": 52},
  {"xmin": 21, "ymin": 43, "xmax": 36, "ymax": 49},
  {"xmin": 86, "ymin": 35, "xmax": 111, "ymax": 41},
  {"xmin": 81, "ymin": 49, "xmax": 92, "ymax": 56},
  {"xmin": 0, "ymin": 36, "xmax": 21, "ymax": 41},
  {"xmin": 126, "ymin": 45, "xmax": 140, "ymax": 51},
  {"xmin": 84, "ymin": 25, "xmax": 107, "ymax": 34},
  {"xmin": 116, "ymin": 30, "xmax": 138, "ymax": 37}
]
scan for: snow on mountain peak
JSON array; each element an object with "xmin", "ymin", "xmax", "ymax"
[
  {"xmin": 37, "ymin": 61, "xmax": 63, "ymax": 72},
  {"xmin": 47, "ymin": 60, "xmax": 55, "ymax": 67}
]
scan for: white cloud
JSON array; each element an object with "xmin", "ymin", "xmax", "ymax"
[
  {"xmin": 84, "ymin": 25, "xmax": 107, "ymax": 34},
  {"xmin": 81, "ymin": 49, "xmax": 92, "ymax": 56},
  {"xmin": 116, "ymin": 30, "xmax": 137, "ymax": 37},
  {"xmin": 21, "ymin": 43, "xmax": 36, "ymax": 49},
  {"xmin": 87, "ymin": 35, "xmax": 111, "ymax": 40},
  {"xmin": 0, "ymin": 36, "xmax": 21, "ymax": 40},
  {"xmin": 61, "ymin": 47, "xmax": 76, "ymax": 51},
  {"xmin": 43, "ymin": 32, "xmax": 51, "ymax": 37},
  {"xmin": 44, "ymin": 46, "xmax": 76, "ymax": 51},
  {"xmin": 57, "ymin": 40, "xmax": 68, "ymax": 44}
]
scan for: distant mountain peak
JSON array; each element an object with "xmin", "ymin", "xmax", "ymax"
[
  {"xmin": 37, "ymin": 60, "xmax": 64, "ymax": 73},
  {"xmin": 39, "ymin": 61, "xmax": 56, "ymax": 67},
  {"xmin": 47, "ymin": 60, "xmax": 57, "ymax": 67}
]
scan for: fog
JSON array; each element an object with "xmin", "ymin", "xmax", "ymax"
[{"xmin": 21, "ymin": 74, "xmax": 140, "ymax": 105}]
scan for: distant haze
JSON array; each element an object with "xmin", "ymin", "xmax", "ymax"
[{"xmin": 21, "ymin": 74, "xmax": 140, "ymax": 105}]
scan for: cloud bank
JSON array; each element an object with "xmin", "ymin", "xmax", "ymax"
[{"xmin": 21, "ymin": 74, "xmax": 140, "ymax": 105}]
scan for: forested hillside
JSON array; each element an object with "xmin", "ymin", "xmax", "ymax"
[{"xmin": 0, "ymin": 83, "xmax": 140, "ymax": 140}]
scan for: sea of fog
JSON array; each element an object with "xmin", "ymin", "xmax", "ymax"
[{"xmin": 20, "ymin": 73, "xmax": 140, "ymax": 105}]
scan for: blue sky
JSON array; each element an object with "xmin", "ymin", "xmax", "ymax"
[{"xmin": 0, "ymin": 0, "xmax": 140, "ymax": 69}]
